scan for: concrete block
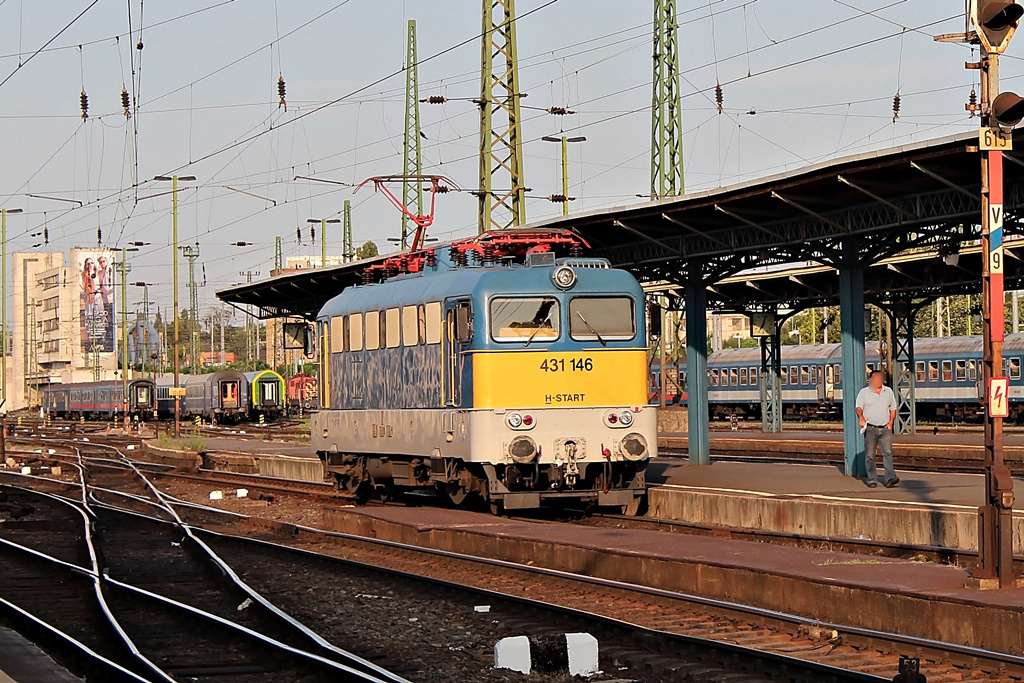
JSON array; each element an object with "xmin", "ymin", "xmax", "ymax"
[
  {"xmin": 565, "ymin": 632, "xmax": 599, "ymax": 676},
  {"xmin": 209, "ymin": 490, "xmax": 223, "ymax": 500},
  {"xmin": 494, "ymin": 635, "xmax": 531, "ymax": 674},
  {"xmin": 20, "ymin": 467, "xmax": 30, "ymax": 475}
]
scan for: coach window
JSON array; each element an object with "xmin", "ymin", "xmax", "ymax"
[
  {"xmin": 385, "ymin": 308, "xmax": 401, "ymax": 348},
  {"xmin": 568, "ymin": 296, "xmax": 635, "ymax": 341},
  {"xmin": 955, "ymin": 360, "xmax": 967, "ymax": 382},
  {"xmin": 941, "ymin": 360, "xmax": 953, "ymax": 382},
  {"xmin": 928, "ymin": 360, "xmax": 938, "ymax": 382},
  {"xmin": 915, "ymin": 361, "xmax": 926, "ymax": 382},
  {"xmin": 780, "ymin": 369, "xmax": 788, "ymax": 386},
  {"xmin": 800, "ymin": 365, "xmax": 810, "ymax": 384},
  {"xmin": 490, "ymin": 297, "xmax": 560, "ymax": 342},
  {"xmin": 810, "ymin": 366, "xmax": 818, "ymax": 384},
  {"xmin": 365, "ymin": 311, "xmax": 380, "ymax": 350},
  {"xmin": 710, "ymin": 369, "xmax": 719, "ymax": 386},
  {"xmin": 402, "ymin": 306, "xmax": 419, "ymax": 347},
  {"xmin": 349, "ymin": 313, "xmax": 363, "ymax": 351},
  {"xmin": 789, "ymin": 366, "xmax": 798, "ymax": 385},
  {"xmin": 1011, "ymin": 358, "xmax": 1022, "ymax": 380},
  {"xmin": 739, "ymin": 367, "xmax": 748, "ymax": 385},
  {"xmin": 329, "ymin": 316, "xmax": 345, "ymax": 353},
  {"xmin": 968, "ymin": 359, "xmax": 978, "ymax": 382},
  {"xmin": 424, "ymin": 302, "xmax": 442, "ymax": 344},
  {"xmin": 730, "ymin": 368, "xmax": 738, "ymax": 386},
  {"xmin": 750, "ymin": 367, "xmax": 759, "ymax": 386}
]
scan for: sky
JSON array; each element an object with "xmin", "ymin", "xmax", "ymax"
[{"xmin": 0, "ymin": 0, "xmax": 1015, "ymax": 324}]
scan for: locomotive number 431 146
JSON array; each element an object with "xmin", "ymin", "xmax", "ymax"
[{"xmin": 539, "ymin": 357, "xmax": 594, "ymax": 372}]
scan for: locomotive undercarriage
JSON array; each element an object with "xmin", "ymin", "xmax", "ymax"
[{"xmin": 320, "ymin": 449, "xmax": 646, "ymax": 515}]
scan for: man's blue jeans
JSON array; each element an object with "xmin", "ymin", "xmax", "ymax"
[{"xmin": 863, "ymin": 425, "xmax": 896, "ymax": 485}]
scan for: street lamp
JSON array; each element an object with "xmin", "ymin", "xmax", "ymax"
[
  {"xmin": 116, "ymin": 246, "xmax": 140, "ymax": 430},
  {"xmin": 542, "ymin": 135, "xmax": 586, "ymax": 216},
  {"xmin": 153, "ymin": 175, "xmax": 196, "ymax": 438},
  {"xmin": 307, "ymin": 217, "xmax": 341, "ymax": 268},
  {"xmin": 0, "ymin": 207, "xmax": 23, "ymax": 411},
  {"xmin": 733, "ymin": 333, "xmax": 743, "ymax": 349},
  {"xmin": 789, "ymin": 329, "xmax": 802, "ymax": 345}
]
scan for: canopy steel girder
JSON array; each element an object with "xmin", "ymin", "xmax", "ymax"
[
  {"xmin": 402, "ymin": 19, "xmax": 423, "ymax": 250},
  {"xmin": 651, "ymin": 0, "xmax": 684, "ymax": 200},
  {"xmin": 478, "ymin": 0, "xmax": 526, "ymax": 233}
]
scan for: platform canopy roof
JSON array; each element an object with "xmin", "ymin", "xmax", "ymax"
[
  {"xmin": 219, "ymin": 129, "xmax": 1024, "ymax": 319},
  {"xmin": 532, "ymin": 129, "xmax": 1024, "ymax": 285}
]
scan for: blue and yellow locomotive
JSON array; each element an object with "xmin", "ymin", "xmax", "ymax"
[{"xmin": 312, "ymin": 230, "xmax": 654, "ymax": 513}]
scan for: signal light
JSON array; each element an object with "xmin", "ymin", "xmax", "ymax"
[
  {"xmin": 974, "ymin": 1, "xmax": 1024, "ymax": 52},
  {"xmin": 992, "ymin": 91, "xmax": 1024, "ymax": 125}
]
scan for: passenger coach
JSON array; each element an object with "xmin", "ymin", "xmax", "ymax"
[{"xmin": 312, "ymin": 232, "xmax": 654, "ymax": 513}]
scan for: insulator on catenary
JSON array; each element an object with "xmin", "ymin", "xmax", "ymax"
[
  {"xmin": 80, "ymin": 91, "xmax": 89, "ymax": 120},
  {"xmin": 43, "ymin": 227, "xmax": 49, "ymax": 245},
  {"xmin": 547, "ymin": 106, "xmax": 575, "ymax": 115},
  {"xmin": 421, "ymin": 95, "xmax": 447, "ymax": 104},
  {"xmin": 967, "ymin": 89, "xmax": 978, "ymax": 117},
  {"xmin": 96, "ymin": 226, "xmax": 102, "ymax": 245},
  {"xmin": 715, "ymin": 83, "xmax": 723, "ymax": 113},
  {"xmin": 310, "ymin": 225, "xmax": 316, "ymax": 243},
  {"xmin": 296, "ymin": 226, "xmax": 302, "ymax": 244},
  {"xmin": 121, "ymin": 88, "xmax": 131, "ymax": 118},
  {"xmin": 892, "ymin": 93, "xmax": 901, "ymax": 121},
  {"xmin": 277, "ymin": 76, "xmax": 287, "ymax": 111}
]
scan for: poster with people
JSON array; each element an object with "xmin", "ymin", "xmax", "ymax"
[{"xmin": 78, "ymin": 249, "xmax": 116, "ymax": 354}]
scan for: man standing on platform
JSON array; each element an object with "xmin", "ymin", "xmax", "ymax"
[{"xmin": 855, "ymin": 370, "xmax": 899, "ymax": 489}]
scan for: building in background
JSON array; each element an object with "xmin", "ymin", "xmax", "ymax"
[{"xmin": 7, "ymin": 248, "xmax": 121, "ymax": 411}]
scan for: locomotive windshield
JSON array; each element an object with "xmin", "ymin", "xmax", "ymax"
[
  {"xmin": 490, "ymin": 297, "xmax": 560, "ymax": 342},
  {"xmin": 569, "ymin": 296, "xmax": 635, "ymax": 341}
]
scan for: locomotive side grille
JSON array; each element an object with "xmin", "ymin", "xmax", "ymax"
[
  {"xmin": 430, "ymin": 458, "xmax": 446, "ymax": 477},
  {"xmin": 556, "ymin": 258, "xmax": 609, "ymax": 269}
]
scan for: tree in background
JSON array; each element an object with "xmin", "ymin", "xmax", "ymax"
[{"xmin": 356, "ymin": 240, "xmax": 378, "ymax": 260}]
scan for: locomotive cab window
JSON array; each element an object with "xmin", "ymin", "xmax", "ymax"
[
  {"xmin": 490, "ymin": 297, "xmax": 560, "ymax": 342},
  {"xmin": 329, "ymin": 316, "xmax": 345, "ymax": 353},
  {"xmin": 365, "ymin": 311, "xmax": 380, "ymax": 350},
  {"xmin": 568, "ymin": 296, "xmax": 635, "ymax": 341}
]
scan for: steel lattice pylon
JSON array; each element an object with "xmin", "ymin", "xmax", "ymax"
[
  {"xmin": 182, "ymin": 243, "xmax": 200, "ymax": 374},
  {"xmin": 651, "ymin": 0, "xmax": 684, "ymax": 199},
  {"xmin": 343, "ymin": 200, "xmax": 354, "ymax": 262},
  {"xmin": 883, "ymin": 301, "xmax": 926, "ymax": 435},
  {"xmin": 402, "ymin": 19, "xmax": 423, "ymax": 250},
  {"xmin": 478, "ymin": 0, "xmax": 525, "ymax": 233}
]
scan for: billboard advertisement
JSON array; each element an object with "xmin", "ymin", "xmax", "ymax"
[{"xmin": 78, "ymin": 249, "xmax": 116, "ymax": 354}]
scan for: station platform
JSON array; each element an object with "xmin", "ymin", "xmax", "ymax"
[
  {"xmin": 0, "ymin": 626, "xmax": 81, "ymax": 682},
  {"xmin": 645, "ymin": 459, "xmax": 1024, "ymax": 554},
  {"xmin": 659, "ymin": 429, "xmax": 1024, "ymax": 460},
  {"xmin": 306, "ymin": 500, "xmax": 1024, "ymax": 660}
]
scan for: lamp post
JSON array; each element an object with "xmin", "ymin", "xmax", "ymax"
[
  {"xmin": 154, "ymin": 175, "xmax": 196, "ymax": 438},
  {"xmin": 116, "ymin": 246, "xmax": 139, "ymax": 430},
  {"xmin": 789, "ymin": 329, "xmax": 801, "ymax": 346},
  {"xmin": 307, "ymin": 217, "xmax": 341, "ymax": 268},
  {"xmin": 0, "ymin": 207, "xmax": 22, "ymax": 413},
  {"xmin": 541, "ymin": 135, "xmax": 586, "ymax": 215}
]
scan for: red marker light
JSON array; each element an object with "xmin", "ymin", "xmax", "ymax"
[
  {"xmin": 522, "ymin": 414, "xmax": 533, "ymax": 426},
  {"xmin": 608, "ymin": 413, "xmax": 617, "ymax": 424}
]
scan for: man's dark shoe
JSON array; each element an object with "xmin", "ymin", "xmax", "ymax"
[
  {"xmin": 885, "ymin": 477, "xmax": 900, "ymax": 488},
  {"xmin": 866, "ymin": 481, "xmax": 878, "ymax": 488}
]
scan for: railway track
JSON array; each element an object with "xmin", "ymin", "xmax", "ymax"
[
  {"xmin": 9, "ymin": 442, "xmax": 1024, "ymax": 682},
  {"xmin": 0, "ymin": 444, "xmax": 407, "ymax": 683}
]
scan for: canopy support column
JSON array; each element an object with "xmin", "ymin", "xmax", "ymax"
[
  {"xmin": 686, "ymin": 272, "xmax": 709, "ymax": 465},
  {"xmin": 839, "ymin": 251, "xmax": 867, "ymax": 477}
]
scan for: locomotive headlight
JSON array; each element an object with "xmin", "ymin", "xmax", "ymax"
[
  {"xmin": 506, "ymin": 412, "xmax": 523, "ymax": 429},
  {"xmin": 552, "ymin": 265, "xmax": 577, "ymax": 290},
  {"xmin": 617, "ymin": 410, "xmax": 633, "ymax": 427},
  {"xmin": 619, "ymin": 432, "xmax": 649, "ymax": 461}
]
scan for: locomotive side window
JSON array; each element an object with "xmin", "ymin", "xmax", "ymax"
[
  {"xmin": 928, "ymin": 361, "xmax": 938, "ymax": 382},
  {"xmin": 1011, "ymin": 357, "xmax": 1022, "ymax": 380},
  {"xmin": 349, "ymin": 313, "xmax": 363, "ymax": 351},
  {"xmin": 329, "ymin": 316, "xmax": 345, "ymax": 353},
  {"xmin": 365, "ymin": 311, "xmax": 380, "ymax": 350},
  {"xmin": 425, "ymin": 302, "xmax": 442, "ymax": 344},
  {"xmin": 402, "ymin": 306, "xmax": 419, "ymax": 347},
  {"xmin": 456, "ymin": 302, "xmax": 472, "ymax": 341},
  {"xmin": 941, "ymin": 360, "xmax": 952, "ymax": 382},
  {"xmin": 490, "ymin": 297, "xmax": 559, "ymax": 342},
  {"xmin": 568, "ymin": 296, "xmax": 635, "ymax": 341},
  {"xmin": 955, "ymin": 360, "xmax": 967, "ymax": 382},
  {"xmin": 915, "ymin": 361, "xmax": 926, "ymax": 382}
]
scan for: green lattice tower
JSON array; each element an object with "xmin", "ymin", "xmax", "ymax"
[
  {"xmin": 478, "ymin": 0, "xmax": 525, "ymax": 233},
  {"xmin": 651, "ymin": 0, "xmax": 684, "ymax": 199},
  {"xmin": 343, "ymin": 200, "xmax": 354, "ymax": 262},
  {"xmin": 182, "ymin": 243, "xmax": 201, "ymax": 373},
  {"xmin": 403, "ymin": 19, "xmax": 423, "ymax": 250},
  {"xmin": 274, "ymin": 235, "xmax": 282, "ymax": 271}
]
